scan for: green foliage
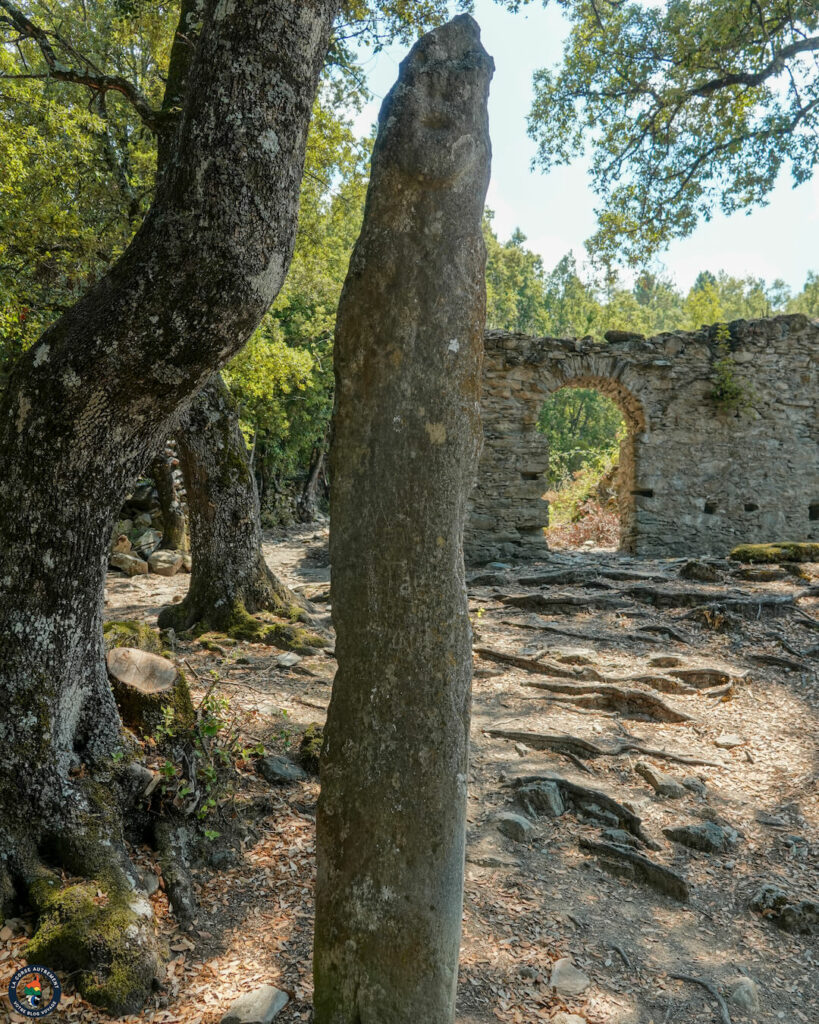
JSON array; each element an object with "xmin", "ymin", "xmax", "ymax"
[
  {"xmin": 528, "ymin": 1, "xmax": 819, "ymax": 265},
  {"xmin": 708, "ymin": 323, "xmax": 756, "ymax": 411},
  {"xmin": 538, "ymin": 387, "xmax": 626, "ymax": 486}
]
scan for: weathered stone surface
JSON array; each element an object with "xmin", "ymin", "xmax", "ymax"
[
  {"xmin": 516, "ymin": 780, "xmax": 564, "ymax": 818},
  {"xmin": 256, "ymin": 756, "xmax": 307, "ymax": 785},
  {"xmin": 751, "ymin": 882, "xmax": 819, "ymax": 935},
  {"xmin": 110, "ymin": 551, "xmax": 149, "ymax": 576},
  {"xmin": 496, "ymin": 812, "xmax": 534, "ymax": 843},
  {"xmin": 467, "ymin": 317, "xmax": 819, "ymax": 561},
  {"xmin": 552, "ymin": 1014, "xmax": 587, "ymax": 1024},
  {"xmin": 220, "ymin": 985, "xmax": 288, "ymax": 1024},
  {"xmin": 313, "ymin": 18, "xmax": 493, "ymax": 1023},
  {"xmin": 635, "ymin": 761, "xmax": 686, "ymax": 799},
  {"xmin": 549, "ymin": 958, "xmax": 590, "ymax": 997},
  {"xmin": 729, "ymin": 977, "xmax": 760, "ymax": 1012},
  {"xmin": 147, "ymin": 550, "xmax": 183, "ymax": 576},
  {"xmin": 663, "ymin": 822, "xmax": 739, "ymax": 853}
]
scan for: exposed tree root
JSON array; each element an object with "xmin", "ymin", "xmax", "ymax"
[
  {"xmin": 669, "ymin": 974, "xmax": 732, "ymax": 1024},
  {"xmin": 486, "ymin": 728, "xmax": 723, "ymax": 767},
  {"xmin": 579, "ymin": 836, "xmax": 689, "ymax": 902},
  {"xmin": 475, "ymin": 646, "xmax": 699, "ymax": 695},
  {"xmin": 502, "ymin": 592, "xmax": 632, "ymax": 614},
  {"xmin": 521, "ymin": 680, "xmax": 693, "ymax": 723}
]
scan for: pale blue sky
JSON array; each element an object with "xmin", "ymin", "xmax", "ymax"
[{"xmin": 353, "ymin": 0, "xmax": 818, "ymax": 293}]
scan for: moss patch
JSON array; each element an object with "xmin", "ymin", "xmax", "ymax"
[
  {"xmin": 729, "ymin": 542, "xmax": 819, "ymax": 564},
  {"xmin": 103, "ymin": 620, "xmax": 162, "ymax": 654},
  {"xmin": 299, "ymin": 724, "xmax": 324, "ymax": 775},
  {"xmin": 27, "ymin": 872, "xmax": 157, "ymax": 1016}
]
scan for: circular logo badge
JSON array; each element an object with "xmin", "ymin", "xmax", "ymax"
[{"xmin": 7, "ymin": 966, "xmax": 61, "ymax": 1018}]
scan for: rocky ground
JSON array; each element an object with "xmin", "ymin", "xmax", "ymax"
[{"xmin": 2, "ymin": 525, "xmax": 817, "ymax": 1024}]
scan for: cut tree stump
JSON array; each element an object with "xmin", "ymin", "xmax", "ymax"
[{"xmin": 106, "ymin": 647, "xmax": 193, "ymax": 735}]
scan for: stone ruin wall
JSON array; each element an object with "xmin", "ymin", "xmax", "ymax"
[{"xmin": 466, "ymin": 315, "xmax": 819, "ymax": 562}]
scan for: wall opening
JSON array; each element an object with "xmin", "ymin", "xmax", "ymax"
[{"xmin": 538, "ymin": 377, "xmax": 645, "ymax": 552}]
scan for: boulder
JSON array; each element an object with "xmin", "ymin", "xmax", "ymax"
[
  {"xmin": 148, "ymin": 550, "xmax": 183, "ymax": 577},
  {"xmin": 106, "ymin": 647, "xmax": 194, "ymax": 735},
  {"xmin": 220, "ymin": 985, "xmax": 288, "ymax": 1024},
  {"xmin": 110, "ymin": 552, "xmax": 149, "ymax": 577}
]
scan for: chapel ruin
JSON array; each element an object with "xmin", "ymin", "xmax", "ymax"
[{"xmin": 466, "ymin": 314, "xmax": 819, "ymax": 562}]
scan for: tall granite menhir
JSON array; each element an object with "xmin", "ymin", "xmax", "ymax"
[{"xmin": 467, "ymin": 315, "xmax": 819, "ymax": 561}]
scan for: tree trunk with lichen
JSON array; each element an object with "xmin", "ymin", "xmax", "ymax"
[
  {"xmin": 158, "ymin": 373, "xmax": 304, "ymax": 635},
  {"xmin": 0, "ymin": 0, "xmax": 338, "ymax": 1013},
  {"xmin": 313, "ymin": 16, "xmax": 493, "ymax": 1024},
  {"xmin": 151, "ymin": 450, "xmax": 187, "ymax": 551}
]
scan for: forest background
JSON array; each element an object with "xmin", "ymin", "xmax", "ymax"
[{"xmin": 2, "ymin": 0, "xmax": 818, "ymax": 523}]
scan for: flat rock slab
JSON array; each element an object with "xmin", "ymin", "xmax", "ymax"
[{"xmin": 220, "ymin": 985, "xmax": 288, "ymax": 1024}]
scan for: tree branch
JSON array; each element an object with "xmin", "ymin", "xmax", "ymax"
[
  {"xmin": 0, "ymin": 0, "xmax": 165, "ymax": 133},
  {"xmin": 691, "ymin": 34, "xmax": 819, "ymax": 96}
]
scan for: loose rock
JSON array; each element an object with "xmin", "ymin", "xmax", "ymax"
[
  {"xmin": 729, "ymin": 977, "xmax": 760, "ymax": 1013},
  {"xmin": 549, "ymin": 958, "xmax": 590, "ymax": 996},
  {"xmin": 635, "ymin": 761, "xmax": 686, "ymax": 799},
  {"xmin": 148, "ymin": 550, "xmax": 183, "ymax": 576},
  {"xmin": 516, "ymin": 780, "xmax": 564, "ymax": 818},
  {"xmin": 257, "ymin": 755, "xmax": 307, "ymax": 785},
  {"xmin": 220, "ymin": 985, "xmax": 289, "ymax": 1024},
  {"xmin": 751, "ymin": 882, "xmax": 818, "ymax": 935},
  {"xmin": 663, "ymin": 822, "xmax": 739, "ymax": 853},
  {"xmin": 496, "ymin": 812, "xmax": 534, "ymax": 843},
  {"xmin": 110, "ymin": 551, "xmax": 149, "ymax": 577}
]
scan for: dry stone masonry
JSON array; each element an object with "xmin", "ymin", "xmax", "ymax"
[{"xmin": 467, "ymin": 315, "xmax": 819, "ymax": 561}]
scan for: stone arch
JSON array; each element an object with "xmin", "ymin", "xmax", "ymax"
[{"xmin": 467, "ymin": 317, "xmax": 819, "ymax": 562}]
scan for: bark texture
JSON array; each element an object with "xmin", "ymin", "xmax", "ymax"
[
  {"xmin": 151, "ymin": 450, "xmax": 187, "ymax": 551},
  {"xmin": 0, "ymin": 0, "xmax": 338, "ymax": 1010},
  {"xmin": 159, "ymin": 373, "xmax": 300, "ymax": 633},
  {"xmin": 313, "ymin": 16, "xmax": 493, "ymax": 1024}
]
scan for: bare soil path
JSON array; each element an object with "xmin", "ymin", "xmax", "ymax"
[{"xmin": 2, "ymin": 526, "xmax": 817, "ymax": 1024}]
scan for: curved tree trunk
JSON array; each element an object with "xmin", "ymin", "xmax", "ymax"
[
  {"xmin": 152, "ymin": 448, "xmax": 187, "ymax": 551},
  {"xmin": 0, "ymin": 1, "xmax": 338, "ymax": 1012},
  {"xmin": 313, "ymin": 16, "xmax": 493, "ymax": 1024},
  {"xmin": 158, "ymin": 373, "xmax": 303, "ymax": 634}
]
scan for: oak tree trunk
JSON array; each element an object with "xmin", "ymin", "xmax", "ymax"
[
  {"xmin": 159, "ymin": 373, "xmax": 302, "ymax": 633},
  {"xmin": 313, "ymin": 16, "xmax": 493, "ymax": 1024},
  {"xmin": 0, "ymin": 0, "xmax": 338, "ymax": 1011}
]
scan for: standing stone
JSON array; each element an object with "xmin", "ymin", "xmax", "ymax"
[{"xmin": 313, "ymin": 16, "xmax": 493, "ymax": 1024}]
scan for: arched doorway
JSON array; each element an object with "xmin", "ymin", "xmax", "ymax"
[{"xmin": 539, "ymin": 375, "xmax": 646, "ymax": 552}]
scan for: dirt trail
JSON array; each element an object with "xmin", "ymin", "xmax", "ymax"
[{"xmin": 3, "ymin": 526, "xmax": 816, "ymax": 1024}]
